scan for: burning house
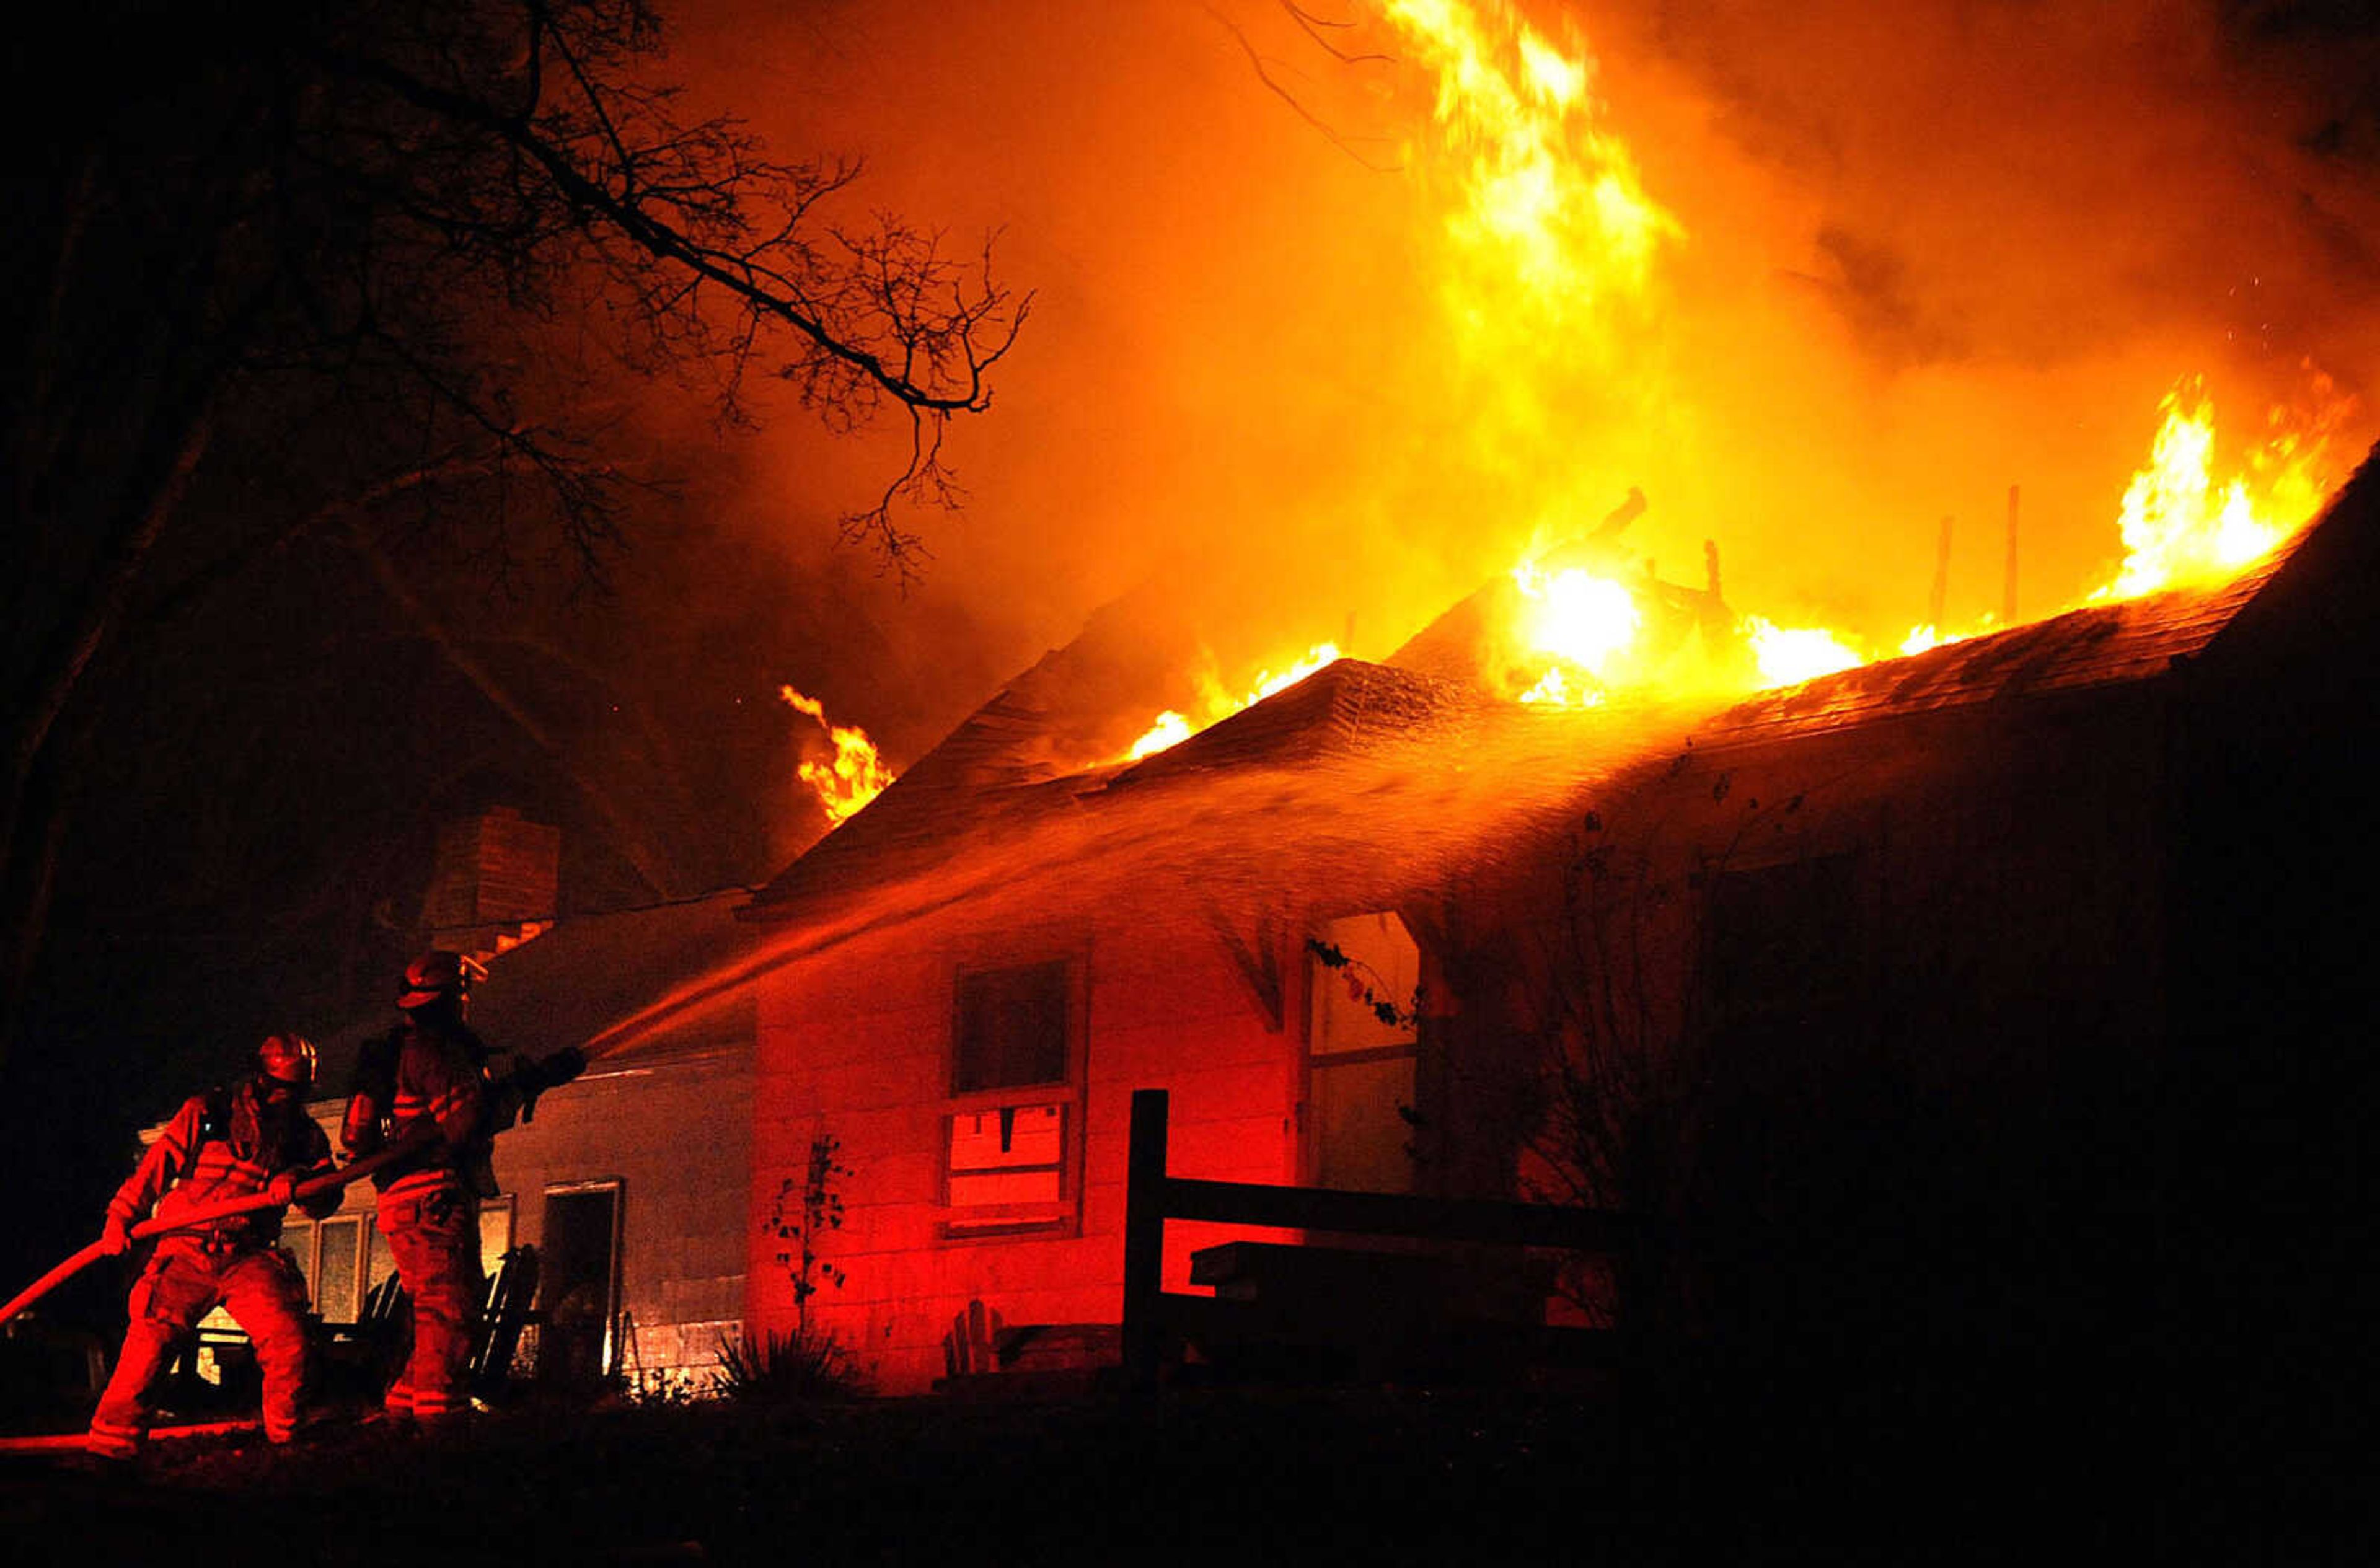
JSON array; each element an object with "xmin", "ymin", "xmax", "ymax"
[
  {"xmin": 430, "ymin": 443, "xmax": 2376, "ymax": 1399},
  {"xmin": 231, "ymin": 0, "xmax": 2371, "ymax": 1402},
  {"xmin": 17, "ymin": 0, "xmax": 2380, "ymax": 1460}
]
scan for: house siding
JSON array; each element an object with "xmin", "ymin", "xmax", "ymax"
[
  {"xmin": 1427, "ymin": 682, "xmax": 2181, "ymax": 1352},
  {"xmin": 751, "ymin": 909, "xmax": 1302, "ymax": 1393},
  {"xmin": 285, "ymin": 1023, "xmax": 751, "ymax": 1391}
]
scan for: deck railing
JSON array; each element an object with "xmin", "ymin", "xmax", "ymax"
[{"xmin": 1121, "ymin": 1087, "xmax": 1643, "ymax": 1385}]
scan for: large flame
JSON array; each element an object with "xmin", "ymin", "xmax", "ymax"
[
  {"xmin": 1122, "ymin": 643, "xmax": 1344, "ymax": 761},
  {"xmin": 780, "ymin": 685, "xmax": 894, "ymax": 827},
  {"xmin": 1512, "ymin": 563, "xmax": 1639, "ymax": 681},
  {"xmin": 2092, "ymin": 377, "xmax": 2343, "ymax": 601},
  {"xmin": 1492, "ymin": 373, "xmax": 2347, "ymax": 706},
  {"xmin": 1385, "ymin": 0, "xmax": 1679, "ymax": 330},
  {"xmin": 1100, "ymin": 9, "xmax": 2358, "ymax": 742},
  {"xmin": 1740, "ymin": 617, "xmax": 1865, "ymax": 687},
  {"xmin": 1375, "ymin": 2, "xmax": 2350, "ymax": 703}
]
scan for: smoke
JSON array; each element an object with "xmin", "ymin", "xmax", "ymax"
[{"xmin": 646, "ymin": 0, "xmax": 2380, "ymax": 849}]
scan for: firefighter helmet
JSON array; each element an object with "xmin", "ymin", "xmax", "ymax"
[
  {"xmin": 257, "ymin": 1033, "xmax": 318, "ymax": 1087},
  {"xmin": 397, "ymin": 950, "xmax": 483, "ymax": 1010}
]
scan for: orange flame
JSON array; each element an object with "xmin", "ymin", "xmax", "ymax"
[
  {"xmin": 1124, "ymin": 710, "xmax": 1194, "ymax": 762},
  {"xmin": 2091, "ymin": 376, "xmax": 2347, "ymax": 601},
  {"xmin": 780, "ymin": 685, "xmax": 894, "ymax": 827},
  {"xmin": 1512, "ymin": 563, "xmax": 1640, "ymax": 683},
  {"xmin": 1385, "ymin": 0, "xmax": 1680, "ymax": 330},
  {"xmin": 1740, "ymin": 616, "xmax": 1865, "ymax": 687},
  {"xmin": 1122, "ymin": 643, "xmax": 1344, "ymax": 760},
  {"xmin": 1498, "ymin": 369, "xmax": 2353, "ymax": 705}
]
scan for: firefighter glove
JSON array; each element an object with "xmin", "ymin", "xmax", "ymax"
[
  {"xmin": 99, "ymin": 1216, "xmax": 133, "ymax": 1256},
  {"xmin": 265, "ymin": 1173, "xmax": 299, "ymax": 1207}
]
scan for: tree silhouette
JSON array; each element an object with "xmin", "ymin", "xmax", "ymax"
[{"xmin": 1, "ymin": 0, "xmax": 1030, "ymax": 1062}]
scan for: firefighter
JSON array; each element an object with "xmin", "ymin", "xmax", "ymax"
[
  {"xmin": 342, "ymin": 951, "xmax": 494, "ymax": 1425},
  {"xmin": 86, "ymin": 1034, "xmax": 339, "ymax": 1460}
]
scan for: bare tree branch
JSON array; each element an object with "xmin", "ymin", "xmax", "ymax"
[
  {"xmin": 1280, "ymin": 1, "xmax": 1394, "ymax": 66},
  {"xmin": 1199, "ymin": 0, "xmax": 1401, "ymax": 173}
]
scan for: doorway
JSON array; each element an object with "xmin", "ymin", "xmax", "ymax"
[
  {"xmin": 537, "ymin": 1181, "xmax": 622, "ymax": 1385},
  {"xmin": 1305, "ymin": 912, "xmax": 1422, "ymax": 1194}
]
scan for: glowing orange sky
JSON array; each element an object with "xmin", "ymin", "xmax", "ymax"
[{"xmin": 655, "ymin": 1, "xmax": 2380, "ymax": 773}]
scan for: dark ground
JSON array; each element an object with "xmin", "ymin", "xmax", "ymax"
[{"xmin": 0, "ymin": 1371, "xmax": 2361, "ymax": 1567}]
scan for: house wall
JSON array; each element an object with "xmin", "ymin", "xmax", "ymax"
[
  {"xmin": 2166, "ymin": 522, "xmax": 2380, "ymax": 1399},
  {"xmin": 289, "ymin": 1020, "xmax": 752, "ymax": 1390},
  {"xmin": 488, "ymin": 1037, "xmax": 754, "ymax": 1385},
  {"xmin": 744, "ymin": 666, "xmax": 2236, "ymax": 1388},
  {"xmin": 1435, "ymin": 684, "xmax": 2182, "ymax": 1354},
  {"xmin": 751, "ymin": 907, "xmax": 1304, "ymax": 1393}
]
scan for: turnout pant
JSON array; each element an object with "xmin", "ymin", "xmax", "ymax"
[
  {"xmin": 377, "ymin": 1178, "xmax": 482, "ymax": 1420},
  {"xmin": 88, "ymin": 1243, "xmax": 312, "ymax": 1458}
]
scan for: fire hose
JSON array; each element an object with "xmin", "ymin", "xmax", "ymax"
[
  {"xmin": 0, "ymin": 1140, "xmax": 420, "ymax": 1329},
  {"xmin": 0, "ymin": 1046, "xmax": 587, "ymax": 1330}
]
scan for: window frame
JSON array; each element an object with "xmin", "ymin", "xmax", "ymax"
[
  {"xmin": 1301, "ymin": 909, "xmax": 1426, "ymax": 1193},
  {"xmin": 307, "ymin": 1212, "xmax": 369, "ymax": 1324},
  {"xmin": 939, "ymin": 946, "xmax": 1090, "ymax": 1243}
]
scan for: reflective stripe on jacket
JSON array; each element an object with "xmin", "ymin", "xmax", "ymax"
[
  {"xmin": 372, "ymin": 1021, "xmax": 493, "ymax": 1198},
  {"xmin": 108, "ymin": 1086, "xmax": 334, "ymax": 1249}
]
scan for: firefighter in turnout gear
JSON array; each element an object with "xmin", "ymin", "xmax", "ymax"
[
  {"xmin": 86, "ymin": 1034, "xmax": 338, "ymax": 1460},
  {"xmin": 343, "ymin": 951, "xmax": 495, "ymax": 1424}
]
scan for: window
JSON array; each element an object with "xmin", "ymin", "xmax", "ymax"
[
  {"xmin": 953, "ymin": 960, "xmax": 1070, "ymax": 1092},
  {"xmin": 944, "ymin": 958, "xmax": 1081, "ymax": 1238},
  {"xmin": 313, "ymin": 1215, "xmax": 366, "ymax": 1323},
  {"xmin": 286, "ymin": 1218, "xmax": 317, "ymax": 1300},
  {"xmin": 366, "ymin": 1219, "xmax": 397, "ymax": 1300},
  {"xmin": 948, "ymin": 1104, "xmax": 1067, "ymax": 1207},
  {"xmin": 477, "ymin": 1194, "xmax": 516, "ymax": 1277},
  {"xmin": 274, "ymin": 1214, "xmax": 364, "ymax": 1323}
]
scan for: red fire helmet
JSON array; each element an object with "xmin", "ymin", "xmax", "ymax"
[
  {"xmin": 257, "ymin": 1033, "xmax": 317, "ymax": 1088},
  {"xmin": 397, "ymin": 950, "xmax": 485, "ymax": 1010}
]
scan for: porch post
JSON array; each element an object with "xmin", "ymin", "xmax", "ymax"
[{"xmin": 1122, "ymin": 1088, "xmax": 1170, "ymax": 1388}]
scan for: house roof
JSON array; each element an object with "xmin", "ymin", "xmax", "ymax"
[
  {"xmin": 1696, "ymin": 556, "xmax": 2285, "ymax": 750},
  {"xmin": 747, "ymin": 476, "xmax": 2360, "ymax": 927},
  {"xmin": 464, "ymin": 448, "xmax": 2375, "ymax": 1052},
  {"xmin": 1108, "ymin": 659, "xmax": 1478, "ymax": 786},
  {"xmin": 467, "ymin": 887, "xmax": 761, "ymax": 1060},
  {"xmin": 741, "ymin": 658, "xmax": 1480, "ymax": 926},
  {"xmin": 1693, "ymin": 446, "xmax": 2379, "ymax": 749}
]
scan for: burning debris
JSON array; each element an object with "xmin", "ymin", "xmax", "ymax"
[{"xmin": 1485, "ymin": 369, "xmax": 2351, "ymax": 710}]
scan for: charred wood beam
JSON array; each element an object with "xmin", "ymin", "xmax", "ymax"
[{"xmin": 1589, "ymin": 485, "xmax": 1648, "ymax": 548}]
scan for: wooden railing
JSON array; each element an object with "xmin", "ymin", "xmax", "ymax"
[{"xmin": 1121, "ymin": 1087, "xmax": 1642, "ymax": 1385}]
